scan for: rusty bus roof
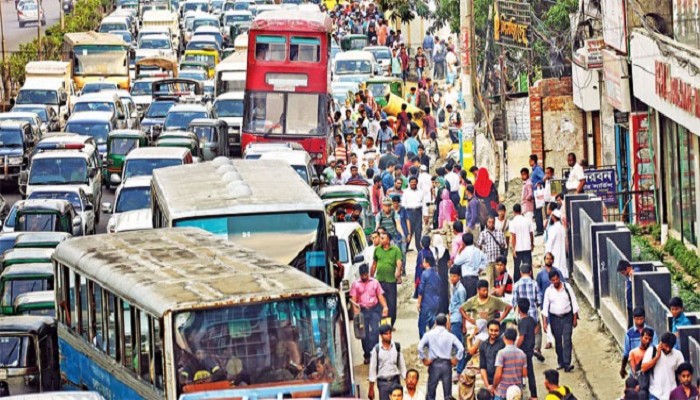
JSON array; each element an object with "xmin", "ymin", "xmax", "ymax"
[
  {"xmin": 63, "ymin": 32, "xmax": 128, "ymax": 47},
  {"xmin": 151, "ymin": 158, "xmax": 323, "ymax": 221},
  {"xmin": 251, "ymin": 10, "xmax": 332, "ymax": 33},
  {"xmin": 52, "ymin": 228, "xmax": 336, "ymax": 316}
]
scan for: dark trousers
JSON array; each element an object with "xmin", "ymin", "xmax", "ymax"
[
  {"xmin": 461, "ymin": 275, "xmax": 479, "ymax": 299},
  {"xmin": 449, "ymin": 191, "xmax": 460, "ymax": 210},
  {"xmin": 534, "ymin": 207, "xmax": 544, "ymax": 233},
  {"xmin": 380, "ymin": 281, "xmax": 398, "ymax": 326},
  {"xmin": 377, "ymin": 375, "xmax": 401, "ymax": 400},
  {"xmin": 407, "ymin": 208, "xmax": 423, "ymax": 251},
  {"xmin": 549, "ymin": 312, "xmax": 574, "ymax": 367},
  {"xmin": 627, "ymin": 307, "xmax": 633, "ymax": 329},
  {"xmin": 360, "ymin": 305, "xmax": 382, "ymax": 358},
  {"xmin": 418, "ymin": 307, "xmax": 438, "ymax": 339},
  {"xmin": 427, "ymin": 359, "xmax": 452, "ymax": 400},
  {"xmin": 524, "ymin": 350, "xmax": 537, "ymax": 397},
  {"xmin": 513, "ymin": 250, "xmax": 532, "ymax": 283}
]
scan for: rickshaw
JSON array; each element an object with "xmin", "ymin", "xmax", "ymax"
[
  {"xmin": 13, "ymin": 200, "xmax": 83, "ymax": 237},
  {"xmin": 134, "ymin": 56, "xmax": 178, "ymax": 79},
  {"xmin": 365, "ymin": 77, "xmax": 404, "ymax": 107},
  {"xmin": 0, "ymin": 263, "xmax": 53, "ymax": 315},
  {"xmin": 319, "ymin": 185, "xmax": 376, "ymax": 235},
  {"xmin": 187, "ymin": 118, "xmax": 229, "ymax": 160},
  {"xmin": 183, "ymin": 49, "xmax": 220, "ymax": 78},
  {"xmin": 0, "ymin": 316, "xmax": 60, "ymax": 395},
  {"xmin": 156, "ymin": 132, "xmax": 204, "ymax": 160},
  {"xmin": 13, "ymin": 232, "xmax": 71, "ymax": 249},
  {"xmin": 103, "ymin": 130, "xmax": 148, "ymax": 188},
  {"xmin": 13, "ymin": 290, "xmax": 55, "ymax": 317},
  {"xmin": 1, "ymin": 248, "xmax": 53, "ymax": 270},
  {"xmin": 340, "ymin": 34, "xmax": 368, "ymax": 51},
  {"xmin": 179, "ymin": 60, "xmax": 213, "ymax": 80}
]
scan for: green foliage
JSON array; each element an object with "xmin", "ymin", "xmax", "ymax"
[
  {"xmin": 378, "ymin": 0, "xmax": 430, "ymax": 26},
  {"xmin": 664, "ymin": 238, "xmax": 700, "ymax": 281}
]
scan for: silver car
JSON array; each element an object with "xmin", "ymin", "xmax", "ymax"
[{"xmin": 17, "ymin": 1, "xmax": 45, "ymax": 27}]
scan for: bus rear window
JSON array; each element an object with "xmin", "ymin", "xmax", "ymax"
[
  {"xmin": 290, "ymin": 37, "xmax": 320, "ymax": 63},
  {"xmin": 255, "ymin": 35, "xmax": 285, "ymax": 61}
]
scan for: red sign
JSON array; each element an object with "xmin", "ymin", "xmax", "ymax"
[
  {"xmin": 630, "ymin": 112, "xmax": 656, "ymax": 225},
  {"xmin": 655, "ymin": 60, "xmax": 700, "ymax": 119},
  {"xmin": 460, "ymin": 27, "xmax": 470, "ymax": 70}
]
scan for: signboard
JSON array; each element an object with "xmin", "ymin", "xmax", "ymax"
[
  {"xmin": 603, "ymin": 49, "xmax": 632, "ymax": 112},
  {"xmin": 602, "ymin": 0, "xmax": 627, "ymax": 53},
  {"xmin": 460, "ymin": 124, "xmax": 475, "ymax": 173},
  {"xmin": 584, "ymin": 168, "xmax": 617, "ymax": 205},
  {"xmin": 673, "ymin": 0, "xmax": 700, "ymax": 49},
  {"xmin": 573, "ymin": 38, "xmax": 605, "ymax": 69},
  {"xmin": 655, "ymin": 60, "xmax": 700, "ymax": 119},
  {"xmin": 493, "ymin": 0, "xmax": 530, "ymax": 50},
  {"xmin": 630, "ymin": 112, "xmax": 657, "ymax": 225}
]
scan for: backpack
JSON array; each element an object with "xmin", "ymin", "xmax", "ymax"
[
  {"xmin": 417, "ymin": 90, "xmax": 429, "ymax": 109},
  {"xmin": 477, "ymin": 198, "xmax": 490, "ymax": 226},
  {"xmin": 549, "ymin": 386, "xmax": 577, "ymax": 400},
  {"xmin": 374, "ymin": 342, "xmax": 401, "ymax": 375}
]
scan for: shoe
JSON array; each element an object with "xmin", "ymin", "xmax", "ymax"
[
  {"xmin": 556, "ymin": 365, "xmax": 565, "ymax": 370},
  {"xmin": 533, "ymin": 351, "xmax": 545, "ymax": 362},
  {"xmin": 564, "ymin": 365, "xmax": 574, "ymax": 372},
  {"xmin": 535, "ymin": 231, "xmax": 544, "ymax": 236},
  {"xmin": 363, "ymin": 356, "xmax": 370, "ymax": 365}
]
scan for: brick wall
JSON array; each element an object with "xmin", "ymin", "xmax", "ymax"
[{"xmin": 529, "ymin": 77, "xmax": 579, "ymax": 165}]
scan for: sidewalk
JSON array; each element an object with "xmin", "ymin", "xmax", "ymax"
[{"xmin": 350, "ymin": 235, "xmax": 623, "ymax": 399}]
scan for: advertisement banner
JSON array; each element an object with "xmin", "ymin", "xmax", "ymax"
[
  {"xmin": 603, "ymin": 49, "xmax": 632, "ymax": 112},
  {"xmin": 602, "ymin": 0, "xmax": 628, "ymax": 53},
  {"xmin": 584, "ymin": 168, "xmax": 617, "ymax": 205},
  {"xmin": 493, "ymin": 0, "xmax": 531, "ymax": 50},
  {"xmin": 630, "ymin": 112, "xmax": 657, "ymax": 225}
]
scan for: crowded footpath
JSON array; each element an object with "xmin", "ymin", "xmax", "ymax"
[{"xmin": 324, "ymin": 10, "xmax": 700, "ymax": 397}]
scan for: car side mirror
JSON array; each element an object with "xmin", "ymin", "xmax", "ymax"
[
  {"xmin": 328, "ymin": 235, "xmax": 339, "ymax": 260},
  {"xmin": 311, "ymin": 177, "xmax": 320, "ymax": 186},
  {"xmin": 131, "ymin": 111, "xmax": 138, "ymax": 119},
  {"xmin": 89, "ymin": 168, "xmax": 97, "ymax": 178},
  {"xmin": 110, "ymin": 173, "xmax": 121, "ymax": 185},
  {"xmin": 18, "ymin": 170, "xmax": 28, "ymax": 184},
  {"xmin": 72, "ymin": 215, "xmax": 82, "ymax": 228},
  {"xmin": 101, "ymin": 202, "xmax": 112, "ymax": 214},
  {"xmin": 353, "ymin": 254, "xmax": 364, "ymax": 264}
]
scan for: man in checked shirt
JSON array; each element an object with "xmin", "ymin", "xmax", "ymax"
[
  {"xmin": 511, "ymin": 263, "xmax": 545, "ymax": 363},
  {"xmin": 477, "ymin": 216, "xmax": 507, "ymax": 289}
]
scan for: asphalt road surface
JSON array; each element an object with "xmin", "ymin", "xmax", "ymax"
[{"xmin": 2, "ymin": 0, "xmax": 61, "ymax": 52}]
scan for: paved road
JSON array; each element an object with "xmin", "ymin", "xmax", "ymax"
[{"xmin": 1, "ymin": 0, "xmax": 61, "ymax": 52}]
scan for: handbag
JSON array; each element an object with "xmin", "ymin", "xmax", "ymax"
[{"xmin": 487, "ymin": 230, "xmax": 507, "ymax": 257}]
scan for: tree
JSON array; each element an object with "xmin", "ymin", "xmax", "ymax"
[{"xmin": 378, "ymin": 0, "xmax": 431, "ymax": 26}]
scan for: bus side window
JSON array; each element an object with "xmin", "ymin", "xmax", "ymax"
[
  {"xmin": 55, "ymin": 264, "xmax": 64, "ymax": 325},
  {"xmin": 68, "ymin": 270, "xmax": 78, "ymax": 332},
  {"xmin": 91, "ymin": 283, "xmax": 105, "ymax": 353},
  {"xmin": 120, "ymin": 300, "xmax": 138, "ymax": 373},
  {"xmin": 106, "ymin": 292, "xmax": 120, "ymax": 361},
  {"xmin": 139, "ymin": 310, "xmax": 151, "ymax": 380},
  {"xmin": 79, "ymin": 275, "xmax": 89, "ymax": 340},
  {"xmin": 153, "ymin": 317, "xmax": 164, "ymax": 390}
]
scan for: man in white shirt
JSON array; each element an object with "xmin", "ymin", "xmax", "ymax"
[
  {"xmin": 545, "ymin": 209, "xmax": 568, "ymax": 279},
  {"xmin": 565, "ymin": 152, "xmax": 586, "ymax": 193},
  {"xmin": 364, "ymin": 231, "xmax": 380, "ymax": 267},
  {"xmin": 401, "ymin": 176, "xmax": 428, "ymax": 251},
  {"xmin": 403, "ymin": 369, "xmax": 425, "ymax": 400},
  {"xmin": 444, "ymin": 164, "xmax": 461, "ymax": 208},
  {"xmin": 542, "ymin": 270, "xmax": 579, "ymax": 372},
  {"xmin": 417, "ymin": 165, "xmax": 432, "ymax": 196},
  {"xmin": 641, "ymin": 332, "xmax": 685, "ymax": 400},
  {"xmin": 508, "ymin": 204, "xmax": 534, "ymax": 283}
]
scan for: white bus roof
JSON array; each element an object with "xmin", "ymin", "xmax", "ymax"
[
  {"xmin": 215, "ymin": 52, "xmax": 247, "ymax": 72},
  {"xmin": 151, "ymin": 158, "xmax": 323, "ymax": 221},
  {"xmin": 53, "ymin": 228, "xmax": 336, "ymax": 316}
]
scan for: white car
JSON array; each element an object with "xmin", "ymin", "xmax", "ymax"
[
  {"xmin": 108, "ymin": 208, "xmax": 153, "ymax": 233},
  {"xmin": 103, "ymin": 176, "xmax": 151, "ymax": 233},
  {"xmin": 27, "ymin": 186, "xmax": 96, "ymax": 235},
  {"xmin": 334, "ymin": 221, "xmax": 368, "ymax": 294}
]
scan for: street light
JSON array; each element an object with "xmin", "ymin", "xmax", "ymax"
[
  {"xmin": 0, "ymin": 0, "xmax": 7, "ymax": 111},
  {"xmin": 37, "ymin": 0, "xmax": 42, "ymax": 61}
]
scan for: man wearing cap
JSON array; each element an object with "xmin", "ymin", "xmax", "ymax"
[
  {"xmin": 372, "ymin": 232, "xmax": 403, "ymax": 327},
  {"xmin": 391, "ymin": 195, "xmax": 410, "ymax": 271},
  {"xmin": 418, "ymin": 314, "xmax": 464, "ymax": 400},
  {"xmin": 350, "ymin": 264, "xmax": 389, "ymax": 364},
  {"xmin": 368, "ymin": 323, "xmax": 407, "ymax": 400},
  {"xmin": 401, "ymin": 175, "xmax": 428, "ymax": 251},
  {"xmin": 323, "ymin": 157, "xmax": 336, "ymax": 183},
  {"xmin": 376, "ymin": 197, "xmax": 404, "ymax": 246},
  {"xmin": 544, "ymin": 209, "xmax": 568, "ymax": 280}
]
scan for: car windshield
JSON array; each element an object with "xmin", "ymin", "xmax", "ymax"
[
  {"xmin": 184, "ymin": 54, "xmax": 215, "ymax": 67},
  {"xmin": 28, "ymin": 191, "xmax": 82, "ymax": 210},
  {"xmin": 224, "ymin": 14, "xmax": 250, "ymax": 24},
  {"xmin": 110, "ymin": 31, "xmax": 133, "ymax": 43},
  {"xmin": 0, "ymin": 237, "xmax": 15, "ymax": 256},
  {"xmin": 335, "ymin": 59, "xmax": 371, "ymax": 75},
  {"xmin": 109, "ymin": 137, "xmax": 138, "ymax": 155},
  {"xmin": 368, "ymin": 48, "xmax": 391, "ymax": 61},
  {"xmin": 164, "ymin": 111, "xmax": 207, "ymax": 131},
  {"xmin": 64, "ymin": 122, "xmax": 110, "ymax": 144},
  {"xmin": 82, "ymin": 83, "xmax": 117, "ymax": 94},
  {"xmin": 130, "ymin": 81, "xmax": 153, "ymax": 96},
  {"xmin": 193, "ymin": 19, "xmax": 219, "ymax": 30},
  {"xmin": 123, "ymin": 158, "xmax": 182, "ymax": 178},
  {"xmin": 2, "ymin": 279, "xmax": 51, "ymax": 309},
  {"xmin": 13, "ymin": 107, "xmax": 47, "ymax": 122},
  {"xmin": 173, "ymin": 294, "xmax": 350, "ymax": 396},
  {"xmin": 145, "ymin": 101, "xmax": 175, "ymax": 118},
  {"xmin": 183, "ymin": 2, "xmax": 207, "ymax": 12},
  {"xmin": 187, "ymin": 41, "xmax": 218, "ymax": 51},
  {"xmin": 213, "ymin": 99, "xmax": 243, "ymax": 117},
  {"xmin": 17, "ymin": 213, "xmax": 58, "ymax": 232},
  {"xmin": 28, "ymin": 157, "xmax": 89, "ymax": 185},
  {"xmin": 99, "ymin": 22, "xmax": 126, "ymax": 32},
  {"xmin": 0, "ymin": 336, "xmax": 34, "ymax": 368},
  {"xmin": 190, "ymin": 126, "xmax": 215, "ymax": 142},
  {"xmin": 140, "ymin": 37, "xmax": 171, "ymax": 49},
  {"xmin": 291, "ymin": 165, "xmax": 308, "ymax": 182},
  {"xmin": 115, "ymin": 186, "xmax": 151, "ymax": 213},
  {"xmin": 0, "ymin": 129, "xmax": 23, "ymax": 148},
  {"xmin": 16, "ymin": 89, "xmax": 58, "ymax": 105},
  {"xmin": 73, "ymin": 101, "xmax": 115, "ymax": 114},
  {"xmin": 178, "ymin": 71, "xmax": 208, "ymax": 81}
]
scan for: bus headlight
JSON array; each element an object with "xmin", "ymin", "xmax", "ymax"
[{"xmin": 7, "ymin": 156, "xmax": 22, "ymax": 165}]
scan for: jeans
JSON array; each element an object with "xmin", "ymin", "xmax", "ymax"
[
  {"xmin": 426, "ymin": 359, "xmax": 452, "ymax": 400},
  {"xmin": 407, "ymin": 208, "xmax": 423, "ymax": 252},
  {"xmin": 534, "ymin": 207, "xmax": 544, "ymax": 233},
  {"xmin": 461, "ymin": 275, "xmax": 479, "ymax": 299},
  {"xmin": 380, "ymin": 281, "xmax": 398, "ymax": 326},
  {"xmin": 549, "ymin": 312, "xmax": 573, "ymax": 367},
  {"xmin": 396, "ymin": 238, "xmax": 407, "ymax": 276},
  {"xmin": 450, "ymin": 322, "xmax": 467, "ymax": 374},
  {"xmin": 360, "ymin": 305, "xmax": 382, "ymax": 358},
  {"xmin": 402, "ymin": 69, "xmax": 409, "ymax": 84},
  {"xmin": 524, "ymin": 350, "xmax": 537, "ymax": 397},
  {"xmin": 513, "ymin": 250, "xmax": 532, "ymax": 283},
  {"xmin": 418, "ymin": 307, "xmax": 437, "ymax": 338},
  {"xmin": 416, "ymin": 67, "xmax": 424, "ymax": 81}
]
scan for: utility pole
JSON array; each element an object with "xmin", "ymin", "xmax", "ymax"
[
  {"xmin": 60, "ymin": 0, "xmax": 64, "ymax": 30},
  {"xmin": 0, "ymin": 0, "xmax": 6, "ymax": 111},
  {"xmin": 499, "ymin": 49, "xmax": 509, "ymax": 192},
  {"xmin": 37, "ymin": 0, "xmax": 43, "ymax": 60},
  {"xmin": 459, "ymin": 0, "xmax": 476, "ymax": 173}
]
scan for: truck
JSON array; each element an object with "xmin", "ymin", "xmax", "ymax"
[
  {"xmin": 141, "ymin": 10, "xmax": 181, "ymax": 52},
  {"xmin": 19, "ymin": 62, "xmax": 74, "ymax": 122}
]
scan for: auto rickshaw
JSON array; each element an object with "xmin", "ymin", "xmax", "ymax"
[
  {"xmin": 187, "ymin": 118, "xmax": 229, "ymax": 161},
  {"xmin": 365, "ymin": 77, "xmax": 404, "ymax": 107},
  {"xmin": 183, "ymin": 49, "xmax": 220, "ymax": 78},
  {"xmin": 103, "ymin": 130, "xmax": 148, "ymax": 188},
  {"xmin": 1, "ymin": 248, "xmax": 53, "ymax": 270},
  {"xmin": 13, "ymin": 290, "xmax": 55, "ymax": 317},
  {"xmin": 340, "ymin": 34, "xmax": 368, "ymax": 51},
  {"xmin": 13, "ymin": 232, "xmax": 71, "ymax": 249},
  {"xmin": 0, "ymin": 316, "xmax": 60, "ymax": 395},
  {"xmin": 156, "ymin": 132, "xmax": 204, "ymax": 160},
  {"xmin": 0, "ymin": 263, "xmax": 53, "ymax": 315},
  {"xmin": 319, "ymin": 185, "xmax": 376, "ymax": 235},
  {"xmin": 13, "ymin": 200, "xmax": 83, "ymax": 237},
  {"xmin": 134, "ymin": 56, "xmax": 178, "ymax": 79}
]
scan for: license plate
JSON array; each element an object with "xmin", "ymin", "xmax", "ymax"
[{"xmin": 0, "ymin": 369, "xmax": 8, "ymax": 380}]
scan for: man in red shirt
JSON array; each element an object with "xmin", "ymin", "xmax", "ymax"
[
  {"xmin": 350, "ymin": 263, "xmax": 389, "ymax": 364},
  {"xmin": 397, "ymin": 103, "xmax": 409, "ymax": 138},
  {"xmin": 415, "ymin": 47, "xmax": 428, "ymax": 82},
  {"xmin": 399, "ymin": 44, "xmax": 410, "ymax": 84}
]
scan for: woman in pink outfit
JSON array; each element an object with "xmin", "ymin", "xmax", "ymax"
[{"xmin": 438, "ymin": 188, "xmax": 457, "ymax": 229}]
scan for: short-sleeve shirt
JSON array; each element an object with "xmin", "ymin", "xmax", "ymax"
[
  {"xmin": 374, "ymin": 245, "xmax": 402, "ymax": 283},
  {"xmin": 518, "ymin": 316, "xmax": 537, "ymax": 354},
  {"xmin": 460, "ymin": 295, "xmax": 509, "ymax": 321},
  {"xmin": 494, "ymin": 345, "xmax": 527, "ymax": 398},
  {"xmin": 509, "ymin": 214, "xmax": 533, "ymax": 252},
  {"xmin": 349, "ymin": 278, "xmax": 384, "ymax": 308},
  {"xmin": 479, "ymin": 338, "xmax": 505, "ymax": 384},
  {"xmin": 494, "ymin": 272, "xmax": 513, "ymax": 294}
]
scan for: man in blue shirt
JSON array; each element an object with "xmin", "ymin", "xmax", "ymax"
[
  {"xmin": 453, "ymin": 232, "xmax": 487, "ymax": 298},
  {"xmin": 529, "ymin": 154, "xmax": 545, "ymax": 235},
  {"xmin": 448, "ymin": 265, "xmax": 468, "ymax": 375},
  {"xmin": 381, "ymin": 162, "xmax": 396, "ymax": 193},
  {"xmin": 417, "ymin": 254, "xmax": 442, "ymax": 338},
  {"xmin": 670, "ymin": 296, "xmax": 692, "ymax": 350},
  {"xmin": 377, "ymin": 120, "xmax": 394, "ymax": 153},
  {"xmin": 620, "ymin": 307, "xmax": 658, "ymax": 378},
  {"xmin": 422, "ymin": 32, "xmax": 434, "ymax": 72},
  {"xmin": 391, "ymin": 135, "xmax": 405, "ymax": 164},
  {"xmin": 616, "ymin": 260, "xmax": 639, "ymax": 329}
]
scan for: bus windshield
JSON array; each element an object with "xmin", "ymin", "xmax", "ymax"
[
  {"xmin": 124, "ymin": 158, "xmax": 182, "ymax": 179},
  {"xmin": 64, "ymin": 122, "xmax": 111, "ymax": 145},
  {"xmin": 73, "ymin": 45, "xmax": 128, "ymax": 76},
  {"xmin": 29, "ymin": 158, "xmax": 89, "ymax": 185},
  {"xmin": 244, "ymin": 93, "xmax": 326, "ymax": 136},
  {"xmin": 16, "ymin": 89, "xmax": 58, "ymax": 105},
  {"xmin": 175, "ymin": 211, "xmax": 327, "ymax": 281},
  {"xmin": 115, "ymin": 186, "xmax": 151, "ymax": 213},
  {"xmin": 173, "ymin": 294, "xmax": 350, "ymax": 395},
  {"xmin": 0, "ymin": 336, "xmax": 35, "ymax": 368}
]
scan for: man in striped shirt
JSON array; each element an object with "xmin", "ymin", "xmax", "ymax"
[{"xmin": 493, "ymin": 328, "xmax": 527, "ymax": 400}]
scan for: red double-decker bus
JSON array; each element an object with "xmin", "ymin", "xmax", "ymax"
[{"xmin": 241, "ymin": 10, "xmax": 333, "ymax": 168}]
